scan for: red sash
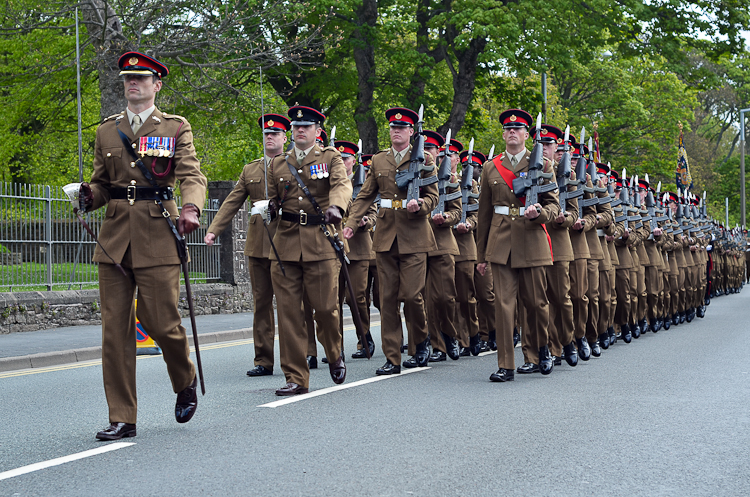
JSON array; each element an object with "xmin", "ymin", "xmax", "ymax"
[{"xmin": 491, "ymin": 155, "xmax": 553, "ymax": 261}]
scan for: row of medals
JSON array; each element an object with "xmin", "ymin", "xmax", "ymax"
[{"xmin": 310, "ymin": 163, "xmax": 330, "ymax": 180}]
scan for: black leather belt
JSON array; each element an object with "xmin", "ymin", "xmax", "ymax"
[
  {"xmin": 109, "ymin": 186, "xmax": 174, "ymax": 204},
  {"xmin": 281, "ymin": 211, "xmax": 325, "ymax": 225}
]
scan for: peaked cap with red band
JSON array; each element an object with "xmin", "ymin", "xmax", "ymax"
[
  {"xmin": 385, "ymin": 107, "xmax": 418, "ymax": 127},
  {"xmin": 361, "ymin": 154, "xmax": 373, "ymax": 168},
  {"xmin": 667, "ymin": 191, "xmax": 679, "ymax": 203},
  {"xmin": 638, "ymin": 178, "xmax": 649, "ymax": 190},
  {"xmin": 317, "ymin": 128, "xmax": 328, "ymax": 146},
  {"xmin": 288, "ymin": 105, "xmax": 325, "ymax": 126},
  {"xmin": 460, "ymin": 150, "xmax": 487, "ymax": 165},
  {"xmin": 537, "ymin": 124, "xmax": 564, "ymax": 144},
  {"xmin": 423, "ymin": 130, "xmax": 444, "ymax": 149},
  {"xmin": 334, "ymin": 140, "xmax": 359, "ymax": 157},
  {"xmin": 258, "ymin": 114, "xmax": 291, "ymax": 133},
  {"xmin": 449, "ymin": 138, "xmax": 464, "ymax": 154},
  {"xmin": 119, "ymin": 52, "xmax": 169, "ymax": 78},
  {"xmin": 498, "ymin": 108, "xmax": 533, "ymax": 129},
  {"xmin": 596, "ymin": 162, "xmax": 610, "ymax": 176}
]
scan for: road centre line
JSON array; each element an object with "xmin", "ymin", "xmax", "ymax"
[
  {"xmin": 257, "ymin": 367, "xmax": 431, "ymax": 408},
  {"xmin": 0, "ymin": 442, "xmax": 135, "ymax": 481}
]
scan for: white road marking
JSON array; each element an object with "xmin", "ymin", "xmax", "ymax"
[
  {"xmin": 0, "ymin": 442, "xmax": 135, "ymax": 481},
  {"xmin": 258, "ymin": 367, "xmax": 431, "ymax": 408},
  {"xmin": 478, "ymin": 350, "xmax": 495, "ymax": 357}
]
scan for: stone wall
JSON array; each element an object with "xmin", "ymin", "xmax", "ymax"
[{"xmin": 0, "ymin": 283, "xmax": 255, "ymax": 334}]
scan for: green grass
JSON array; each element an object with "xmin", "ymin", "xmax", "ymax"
[{"xmin": 0, "ymin": 262, "xmax": 206, "ymax": 291}]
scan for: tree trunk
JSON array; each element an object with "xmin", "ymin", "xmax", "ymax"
[
  {"xmin": 81, "ymin": 0, "xmax": 129, "ymax": 120},
  {"xmin": 437, "ymin": 37, "xmax": 486, "ymax": 138},
  {"xmin": 351, "ymin": 0, "xmax": 379, "ymax": 153}
]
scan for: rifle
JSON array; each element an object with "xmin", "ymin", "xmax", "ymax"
[
  {"xmin": 432, "ymin": 129, "xmax": 461, "ymax": 215},
  {"xmin": 644, "ymin": 175, "xmax": 659, "ymax": 239},
  {"xmin": 457, "ymin": 144, "xmax": 480, "ymax": 226},
  {"xmin": 512, "ymin": 113, "xmax": 557, "ymax": 207},
  {"xmin": 581, "ymin": 136, "xmax": 600, "ymax": 208},
  {"xmin": 395, "ymin": 105, "xmax": 437, "ymax": 202},
  {"xmin": 631, "ymin": 175, "xmax": 643, "ymax": 228},
  {"xmin": 556, "ymin": 125, "xmax": 573, "ymax": 214},
  {"xmin": 614, "ymin": 170, "xmax": 630, "ymax": 229},
  {"xmin": 329, "ymin": 125, "xmax": 337, "ymax": 147},
  {"xmin": 352, "ymin": 139, "xmax": 365, "ymax": 200}
]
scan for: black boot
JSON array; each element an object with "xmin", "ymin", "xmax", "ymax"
[
  {"xmin": 697, "ymin": 305, "xmax": 705, "ymax": 318},
  {"xmin": 576, "ymin": 337, "xmax": 591, "ymax": 361},
  {"xmin": 598, "ymin": 333, "xmax": 610, "ymax": 350},
  {"xmin": 488, "ymin": 329, "xmax": 497, "ymax": 351},
  {"xmin": 563, "ymin": 341, "xmax": 578, "ymax": 367},
  {"xmin": 608, "ymin": 327, "xmax": 617, "ymax": 345},
  {"xmin": 686, "ymin": 308, "xmax": 694, "ymax": 323},
  {"xmin": 638, "ymin": 318, "xmax": 648, "ymax": 334},
  {"xmin": 512, "ymin": 328, "xmax": 520, "ymax": 348},
  {"xmin": 469, "ymin": 334, "xmax": 482, "ymax": 356},
  {"xmin": 621, "ymin": 324, "xmax": 632, "ymax": 344},
  {"xmin": 631, "ymin": 322, "xmax": 641, "ymax": 339},
  {"xmin": 414, "ymin": 339, "xmax": 430, "ymax": 367},
  {"xmin": 538, "ymin": 345, "xmax": 554, "ymax": 375},
  {"xmin": 442, "ymin": 332, "xmax": 460, "ymax": 360},
  {"xmin": 590, "ymin": 339, "xmax": 601, "ymax": 357},
  {"xmin": 679, "ymin": 311, "xmax": 686, "ymax": 324},
  {"xmin": 663, "ymin": 316, "xmax": 671, "ymax": 330}
]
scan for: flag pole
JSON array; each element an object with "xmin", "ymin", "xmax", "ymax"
[{"xmin": 75, "ymin": 7, "xmax": 83, "ymax": 183}]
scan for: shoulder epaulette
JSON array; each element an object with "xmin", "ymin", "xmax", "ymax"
[
  {"xmin": 102, "ymin": 112, "xmax": 125, "ymax": 123},
  {"xmin": 162, "ymin": 113, "xmax": 186, "ymax": 122},
  {"xmin": 375, "ymin": 149, "xmax": 390, "ymax": 155}
]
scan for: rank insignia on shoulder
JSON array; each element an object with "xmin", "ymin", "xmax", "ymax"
[
  {"xmin": 152, "ymin": 116, "xmax": 161, "ymax": 123},
  {"xmin": 138, "ymin": 136, "xmax": 175, "ymax": 157}
]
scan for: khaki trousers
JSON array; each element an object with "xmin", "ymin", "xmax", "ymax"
[
  {"xmin": 272, "ymin": 258, "xmax": 342, "ymax": 388},
  {"xmin": 546, "ymin": 261, "xmax": 574, "ymax": 357},
  {"xmin": 248, "ymin": 256, "xmax": 276, "ymax": 369},
  {"xmin": 99, "ymin": 253, "xmax": 195, "ymax": 425},
  {"xmin": 614, "ymin": 268, "xmax": 631, "ymax": 326},
  {"xmin": 426, "ymin": 254, "xmax": 459, "ymax": 353},
  {"xmin": 570, "ymin": 258, "xmax": 589, "ymax": 340},
  {"xmin": 376, "ymin": 243, "xmax": 429, "ymax": 366},
  {"xmin": 455, "ymin": 260, "xmax": 479, "ymax": 348},
  {"xmin": 645, "ymin": 265, "xmax": 660, "ymax": 323},
  {"xmin": 491, "ymin": 263, "xmax": 549, "ymax": 370},
  {"xmin": 585, "ymin": 259, "xmax": 600, "ymax": 343},
  {"xmin": 475, "ymin": 263, "xmax": 495, "ymax": 340}
]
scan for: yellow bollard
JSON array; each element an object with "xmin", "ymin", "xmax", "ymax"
[{"xmin": 135, "ymin": 299, "xmax": 162, "ymax": 355}]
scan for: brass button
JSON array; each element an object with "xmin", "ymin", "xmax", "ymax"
[
  {"xmin": 494, "ymin": 181, "xmax": 497, "ymax": 184},
  {"xmin": 130, "ymin": 162, "xmax": 135, "ymax": 168},
  {"xmin": 298, "ymin": 196, "xmax": 303, "ymax": 201},
  {"xmin": 107, "ymin": 153, "xmax": 111, "ymax": 157},
  {"xmin": 298, "ymin": 169, "xmax": 303, "ymax": 173}
]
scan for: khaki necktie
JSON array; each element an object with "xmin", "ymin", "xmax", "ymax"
[
  {"xmin": 132, "ymin": 114, "xmax": 142, "ymax": 135},
  {"xmin": 510, "ymin": 155, "xmax": 518, "ymax": 169},
  {"xmin": 297, "ymin": 150, "xmax": 306, "ymax": 163},
  {"xmin": 395, "ymin": 151, "xmax": 403, "ymax": 164}
]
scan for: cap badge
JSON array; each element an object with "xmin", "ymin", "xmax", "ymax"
[
  {"xmin": 338, "ymin": 146, "xmax": 345, "ymax": 152},
  {"xmin": 297, "ymin": 110, "xmax": 303, "ymax": 118},
  {"xmin": 267, "ymin": 119, "xmax": 274, "ymax": 127},
  {"xmin": 541, "ymin": 128, "xmax": 548, "ymax": 135},
  {"xmin": 557, "ymin": 138, "xmax": 563, "ymax": 143},
  {"xmin": 509, "ymin": 115, "xmax": 517, "ymax": 122},
  {"xmin": 129, "ymin": 57, "xmax": 139, "ymax": 65},
  {"xmin": 395, "ymin": 113, "xmax": 402, "ymax": 119},
  {"xmin": 366, "ymin": 159, "xmax": 372, "ymax": 165}
]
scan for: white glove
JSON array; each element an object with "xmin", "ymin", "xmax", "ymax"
[
  {"xmin": 252, "ymin": 200, "xmax": 271, "ymax": 225},
  {"xmin": 63, "ymin": 183, "xmax": 82, "ymax": 209}
]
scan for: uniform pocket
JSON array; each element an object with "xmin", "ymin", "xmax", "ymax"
[{"xmin": 102, "ymin": 148, "xmax": 122, "ymax": 181}]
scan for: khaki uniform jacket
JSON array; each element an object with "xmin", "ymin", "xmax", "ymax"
[
  {"xmin": 89, "ymin": 108, "xmax": 207, "ymax": 268},
  {"xmin": 429, "ymin": 175, "xmax": 462, "ymax": 257},
  {"xmin": 476, "ymin": 152, "xmax": 560, "ymax": 267},
  {"xmin": 267, "ymin": 145, "xmax": 352, "ymax": 262},
  {"xmin": 454, "ymin": 180, "xmax": 479, "ymax": 262},
  {"xmin": 346, "ymin": 146, "xmax": 439, "ymax": 254},
  {"xmin": 547, "ymin": 172, "xmax": 578, "ymax": 263},
  {"xmin": 343, "ymin": 199, "xmax": 377, "ymax": 261},
  {"xmin": 207, "ymin": 158, "xmax": 278, "ymax": 258}
]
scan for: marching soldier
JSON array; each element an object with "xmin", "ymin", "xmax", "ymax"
[
  {"xmin": 79, "ymin": 52, "xmax": 206, "ymax": 440},
  {"xmin": 476, "ymin": 109, "xmax": 560, "ymax": 382},
  {"xmin": 473, "ymin": 162, "xmax": 497, "ymax": 351},
  {"xmin": 205, "ymin": 113, "xmax": 290, "ymax": 377},
  {"xmin": 266, "ymin": 105, "xmax": 352, "ymax": 395},
  {"xmin": 344, "ymin": 107, "xmax": 439, "ymax": 375}
]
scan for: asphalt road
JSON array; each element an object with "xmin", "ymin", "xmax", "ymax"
[{"xmin": 1, "ymin": 291, "xmax": 749, "ymax": 496}]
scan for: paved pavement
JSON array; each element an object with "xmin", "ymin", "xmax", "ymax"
[
  {"xmin": 0, "ymin": 306, "xmax": 377, "ymax": 371},
  {"xmin": 1, "ymin": 291, "xmax": 749, "ymax": 496}
]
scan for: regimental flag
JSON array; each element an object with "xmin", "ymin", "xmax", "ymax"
[{"xmin": 676, "ymin": 123, "xmax": 693, "ymax": 192}]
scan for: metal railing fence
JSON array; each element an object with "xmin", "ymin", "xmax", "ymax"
[{"xmin": 0, "ymin": 182, "xmax": 221, "ymax": 291}]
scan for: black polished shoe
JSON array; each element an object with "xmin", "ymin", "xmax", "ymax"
[
  {"xmin": 679, "ymin": 311, "xmax": 686, "ymax": 324},
  {"xmin": 489, "ymin": 329, "xmax": 498, "ymax": 351},
  {"xmin": 307, "ymin": 355, "xmax": 318, "ymax": 369},
  {"xmin": 631, "ymin": 322, "xmax": 641, "ymax": 339},
  {"xmin": 513, "ymin": 328, "xmax": 520, "ymax": 348},
  {"xmin": 598, "ymin": 333, "xmax": 610, "ymax": 350},
  {"xmin": 639, "ymin": 318, "xmax": 648, "ymax": 334},
  {"xmin": 589, "ymin": 339, "xmax": 601, "ymax": 357},
  {"xmin": 275, "ymin": 382, "xmax": 309, "ymax": 396},
  {"xmin": 246, "ymin": 365, "xmax": 272, "ymax": 376},
  {"xmin": 686, "ymin": 308, "xmax": 695, "ymax": 322},
  {"xmin": 321, "ymin": 357, "xmax": 329, "ymax": 364},
  {"xmin": 376, "ymin": 361, "xmax": 401, "ymax": 375},
  {"xmin": 563, "ymin": 342, "xmax": 578, "ymax": 367},
  {"xmin": 697, "ymin": 305, "xmax": 705, "ymax": 318},
  {"xmin": 621, "ymin": 323, "xmax": 632, "ymax": 343},
  {"xmin": 553, "ymin": 355, "xmax": 562, "ymax": 366},
  {"xmin": 443, "ymin": 332, "xmax": 460, "ymax": 360},
  {"xmin": 672, "ymin": 313, "xmax": 679, "ymax": 326},
  {"xmin": 329, "ymin": 353, "xmax": 346, "ymax": 384},
  {"xmin": 415, "ymin": 339, "xmax": 430, "ymax": 366},
  {"xmin": 400, "ymin": 343, "xmax": 408, "ymax": 353},
  {"xmin": 470, "ymin": 334, "xmax": 482, "ymax": 356},
  {"xmin": 96, "ymin": 422, "xmax": 136, "ymax": 441},
  {"xmin": 351, "ymin": 348, "xmax": 368, "ymax": 359},
  {"xmin": 402, "ymin": 356, "xmax": 419, "ymax": 368},
  {"xmin": 489, "ymin": 368, "xmax": 514, "ymax": 382},
  {"xmin": 576, "ymin": 337, "xmax": 591, "ymax": 361},
  {"xmin": 663, "ymin": 316, "xmax": 671, "ymax": 330},
  {"xmin": 651, "ymin": 319, "xmax": 660, "ymax": 333},
  {"xmin": 608, "ymin": 327, "xmax": 617, "ymax": 345},
  {"xmin": 538, "ymin": 346, "xmax": 554, "ymax": 375},
  {"xmin": 516, "ymin": 362, "xmax": 540, "ymax": 374},
  {"xmin": 704, "ymin": 296, "xmax": 711, "ymax": 306},
  {"xmin": 478, "ymin": 340, "xmax": 490, "ymax": 353},
  {"xmin": 428, "ymin": 351, "xmax": 447, "ymax": 362},
  {"xmin": 175, "ymin": 376, "xmax": 198, "ymax": 424},
  {"xmin": 459, "ymin": 347, "xmax": 471, "ymax": 357}
]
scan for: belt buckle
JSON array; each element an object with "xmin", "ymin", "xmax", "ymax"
[
  {"xmin": 393, "ymin": 199, "xmax": 402, "ymax": 209},
  {"xmin": 299, "ymin": 211, "xmax": 308, "ymax": 226},
  {"xmin": 127, "ymin": 185, "xmax": 136, "ymax": 205},
  {"xmin": 510, "ymin": 206, "xmax": 519, "ymax": 217}
]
